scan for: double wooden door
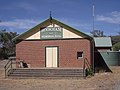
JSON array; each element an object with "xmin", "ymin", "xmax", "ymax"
[{"xmin": 46, "ymin": 47, "xmax": 58, "ymax": 67}]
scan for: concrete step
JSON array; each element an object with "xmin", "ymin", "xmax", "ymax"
[{"xmin": 7, "ymin": 68, "xmax": 84, "ymax": 78}]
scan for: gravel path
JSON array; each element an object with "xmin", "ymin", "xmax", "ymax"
[
  {"xmin": 113, "ymin": 81, "xmax": 120, "ymax": 90},
  {"xmin": 0, "ymin": 60, "xmax": 120, "ymax": 90}
]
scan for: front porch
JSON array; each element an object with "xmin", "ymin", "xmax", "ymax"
[{"xmin": 4, "ymin": 57, "xmax": 93, "ymax": 78}]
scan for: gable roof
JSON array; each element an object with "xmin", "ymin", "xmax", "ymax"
[
  {"xmin": 13, "ymin": 18, "xmax": 92, "ymax": 41},
  {"xmin": 94, "ymin": 37, "xmax": 112, "ymax": 47}
]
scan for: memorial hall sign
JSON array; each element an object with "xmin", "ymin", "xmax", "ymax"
[{"xmin": 40, "ymin": 27, "xmax": 63, "ymax": 39}]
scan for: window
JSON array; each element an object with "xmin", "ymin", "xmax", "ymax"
[{"xmin": 77, "ymin": 52, "xmax": 83, "ymax": 59}]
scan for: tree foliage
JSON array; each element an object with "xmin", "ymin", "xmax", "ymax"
[
  {"xmin": 113, "ymin": 42, "xmax": 120, "ymax": 51},
  {"xmin": 90, "ymin": 30, "xmax": 105, "ymax": 37},
  {"xmin": 118, "ymin": 32, "xmax": 120, "ymax": 36},
  {"xmin": 0, "ymin": 30, "xmax": 18, "ymax": 59}
]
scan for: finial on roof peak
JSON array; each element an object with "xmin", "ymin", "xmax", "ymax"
[
  {"xmin": 50, "ymin": 11, "xmax": 52, "ymax": 19},
  {"xmin": 49, "ymin": 11, "xmax": 52, "ymax": 24}
]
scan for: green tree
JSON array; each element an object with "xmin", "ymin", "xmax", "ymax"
[
  {"xmin": 0, "ymin": 30, "xmax": 18, "ymax": 59},
  {"xmin": 113, "ymin": 42, "xmax": 120, "ymax": 51},
  {"xmin": 118, "ymin": 32, "xmax": 120, "ymax": 36}
]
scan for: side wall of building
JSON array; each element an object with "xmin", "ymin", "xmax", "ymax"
[{"xmin": 16, "ymin": 39, "xmax": 91, "ymax": 68}]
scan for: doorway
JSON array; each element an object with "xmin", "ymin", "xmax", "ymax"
[{"xmin": 45, "ymin": 47, "xmax": 58, "ymax": 67}]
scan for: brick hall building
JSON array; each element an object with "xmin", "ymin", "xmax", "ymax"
[{"xmin": 14, "ymin": 17, "xmax": 94, "ymax": 69}]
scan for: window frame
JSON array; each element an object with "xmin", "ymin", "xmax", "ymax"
[{"xmin": 77, "ymin": 51, "xmax": 83, "ymax": 59}]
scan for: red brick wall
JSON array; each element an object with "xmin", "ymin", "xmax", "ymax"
[{"xmin": 16, "ymin": 39, "xmax": 91, "ymax": 68}]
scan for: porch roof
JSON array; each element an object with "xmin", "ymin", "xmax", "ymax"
[{"xmin": 94, "ymin": 37, "xmax": 112, "ymax": 47}]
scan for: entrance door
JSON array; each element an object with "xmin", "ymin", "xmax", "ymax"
[{"xmin": 46, "ymin": 47, "xmax": 58, "ymax": 67}]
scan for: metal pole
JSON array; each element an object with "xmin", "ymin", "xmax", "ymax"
[
  {"xmin": 83, "ymin": 58, "xmax": 86, "ymax": 77},
  {"xmin": 11, "ymin": 59, "xmax": 12, "ymax": 69},
  {"xmin": 92, "ymin": 0, "xmax": 95, "ymax": 73},
  {"xmin": 5, "ymin": 68, "xmax": 6, "ymax": 78},
  {"xmin": 93, "ymin": 5, "xmax": 95, "ymax": 32}
]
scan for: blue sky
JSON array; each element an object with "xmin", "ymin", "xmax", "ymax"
[{"xmin": 0, "ymin": 0, "xmax": 120, "ymax": 36}]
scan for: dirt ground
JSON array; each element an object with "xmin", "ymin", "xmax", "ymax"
[{"xmin": 0, "ymin": 60, "xmax": 120, "ymax": 90}]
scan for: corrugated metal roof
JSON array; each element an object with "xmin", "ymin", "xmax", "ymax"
[{"xmin": 94, "ymin": 37, "xmax": 112, "ymax": 47}]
